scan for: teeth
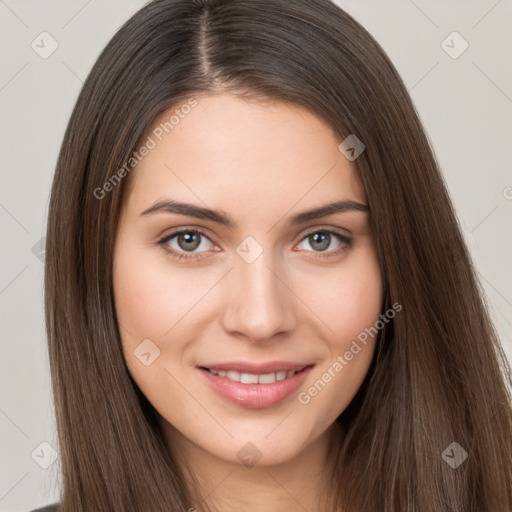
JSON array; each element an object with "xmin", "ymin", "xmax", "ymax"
[
  {"xmin": 240, "ymin": 373, "xmax": 259, "ymax": 384},
  {"xmin": 208, "ymin": 368, "xmax": 301, "ymax": 384},
  {"xmin": 226, "ymin": 370, "xmax": 240, "ymax": 381},
  {"xmin": 259, "ymin": 372, "xmax": 278, "ymax": 384}
]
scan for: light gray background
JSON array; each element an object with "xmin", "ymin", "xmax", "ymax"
[{"xmin": 1, "ymin": 1, "xmax": 511, "ymax": 510}]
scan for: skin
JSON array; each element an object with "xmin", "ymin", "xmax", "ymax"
[{"xmin": 113, "ymin": 92, "xmax": 383, "ymax": 512}]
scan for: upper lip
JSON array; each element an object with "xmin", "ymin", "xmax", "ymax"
[{"xmin": 198, "ymin": 361, "xmax": 314, "ymax": 374}]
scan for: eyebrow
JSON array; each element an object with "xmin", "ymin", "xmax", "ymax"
[{"xmin": 140, "ymin": 199, "xmax": 369, "ymax": 228}]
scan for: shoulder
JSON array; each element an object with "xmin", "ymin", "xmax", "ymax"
[{"xmin": 28, "ymin": 504, "xmax": 59, "ymax": 512}]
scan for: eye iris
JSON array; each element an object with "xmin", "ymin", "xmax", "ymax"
[
  {"xmin": 173, "ymin": 232, "xmax": 336, "ymax": 253},
  {"xmin": 309, "ymin": 232, "xmax": 330, "ymax": 251},
  {"xmin": 177, "ymin": 232, "xmax": 201, "ymax": 251}
]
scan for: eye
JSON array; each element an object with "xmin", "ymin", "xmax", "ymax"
[
  {"xmin": 296, "ymin": 229, "xmax": 352, "ymax": 258},
  {"xmin": 157, "ymin": 227, "xmax": 353, "ymax": 262},
  {"xmin": 157, "ymin": 229, "xmax": 216, "ymax": 261}
]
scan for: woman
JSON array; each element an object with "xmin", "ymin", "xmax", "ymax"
[{"xmin": 36, "ymin": 0, "xmax": 512, "ymax": 510}]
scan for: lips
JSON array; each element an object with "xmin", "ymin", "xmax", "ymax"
[
  {"xmin": 197, "ymin": 361, "xmax": 314, "ymax": 409},
  {"xmin": 201, "ymin": 361, "xmax": 310, "ymax": 374}
]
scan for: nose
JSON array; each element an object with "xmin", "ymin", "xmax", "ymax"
[{"xmin": 220, "ymin": 251, "xmax": 297, "ymax": 343}]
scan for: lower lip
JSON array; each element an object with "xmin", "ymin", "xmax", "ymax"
[{"xmin": 197, "ymin": 366, "xmax": 314, "ymax": 409}]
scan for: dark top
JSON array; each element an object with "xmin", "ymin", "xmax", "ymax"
[{"xmin": 29, "ymin": 505, "xmax": 58, "ymax": 512}]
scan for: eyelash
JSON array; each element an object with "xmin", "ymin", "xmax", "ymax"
[{"xmin": 157, "ymin": 227, "xmax": 353, "ymax": 262}]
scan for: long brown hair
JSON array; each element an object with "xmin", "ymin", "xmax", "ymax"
[{"xmin": 45, "ymin": 0, "xmax": 512, "ymax": 510}]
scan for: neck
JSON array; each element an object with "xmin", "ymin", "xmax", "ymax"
[{"xmin": 160, "ymin": 420, "xmax": 344, "ymax": 512}]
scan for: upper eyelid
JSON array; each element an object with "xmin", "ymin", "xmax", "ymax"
[
  {"xmin": 159, "ymin": 225, "xmax": 351, "ymax": 249},
  {"xmin": 160, "ymin": 227, "xmax": 216, "ymax": 245}
]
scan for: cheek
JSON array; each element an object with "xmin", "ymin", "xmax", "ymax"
[
  {"xmin": 331, "ymin": 262, "xmax": 383, "ymax": 344},
  {"xmin": 298, "ymin": 246, "xmax": 383, "ymax": 346},
  {"xmin": 113, "ymin": 243, "xmax": 200, "ymax": 407},
  {"xmin": 319, "ymin": 251, "xmax": 383, "ymax": 402},
  {"xmin": 297, "ymin": 246, "xmax": 382, "ymax": 407},
  {"xmin": 331, "ymin": 251, "xmax": 382, "ymax": 365},
  {"xmin": 113, "ymin": 251, "xmax": 168, "ymax": 342},
  {"xmin": 113, "ymin": 241, "xmax": 212, "ymax": 343}
]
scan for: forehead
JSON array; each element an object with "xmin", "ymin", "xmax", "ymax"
[{"xmin": 122, "ymin": 93, "xmax": 366, "ymax": 219}]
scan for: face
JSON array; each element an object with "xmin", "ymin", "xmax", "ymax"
[{"xmin": 113, "ymin": 92, "xmax": 383, "ymax": 468}]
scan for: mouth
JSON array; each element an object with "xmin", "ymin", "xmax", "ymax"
[
  {"xmin": 196, "ymin": 363, "xmax": 314, "ymax": 409},
  {"xmin": 203, "ymin": 367, "xmax": 305, "ymax": 384}
]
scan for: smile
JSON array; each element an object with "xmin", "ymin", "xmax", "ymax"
[
  {"xmin": 206, "ymin": 368, "xmax": 302, "ymax": 384},
  {"xmin": 197, "ymin": 364, "xmax": 314, "ymax": 409}
]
